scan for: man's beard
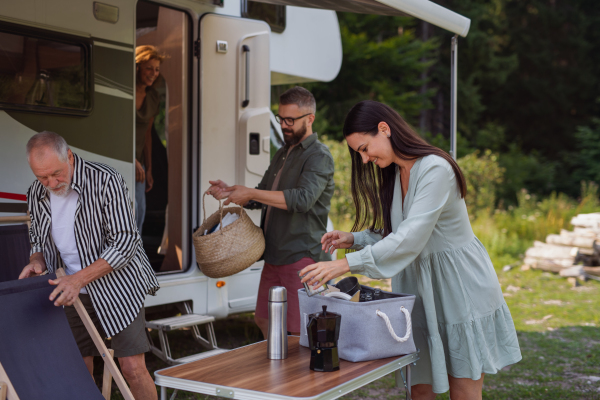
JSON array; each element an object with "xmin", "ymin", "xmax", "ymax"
[
  {"xmin": 282, "ymin": 120, "xmax": 307, "ymax": 146},
  {"xmin": 47, "ymin": 182, "xmax": 72, "ymax": 197},
  {"xmin": 45, "ymin": 164, "xmax": 73, "ymax": 197}
]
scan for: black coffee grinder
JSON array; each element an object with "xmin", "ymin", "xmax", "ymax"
[{"xmin": 306, "ymin": 305, "xmax": 341, "ymax": 372}]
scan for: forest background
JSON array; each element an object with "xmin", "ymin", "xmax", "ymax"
[{"xmin": 273, "ymin": 0, "xmax": 600, "ymax": 210}]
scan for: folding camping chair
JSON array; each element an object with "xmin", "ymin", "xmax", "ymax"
[
  {"xmin": 0, "ymin": 223, "xmax": 31, "ymax": 283},
  {"xmin": 0, "ymin": 269, "xmax": 135, "ymax": 400}
]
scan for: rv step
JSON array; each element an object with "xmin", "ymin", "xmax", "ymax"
[
  {"xmin": 146, "ymin": 302, "xmax": 221, "ymax": 365},
  {"xmin": 174, "ymin": 348, "xmax": 229, "ymax": 364},
  {"xmin": 146, "ymin": 314, "xmax": 215, "ymax": 331}
]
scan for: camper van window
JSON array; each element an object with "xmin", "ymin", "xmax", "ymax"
[
  {"xmin": 241, "ymin": 0, "xmax": 286, "ymax": 33},
  {"xmin": 0, "ymin": 26, "xmax": 91, "ymax": 115}
]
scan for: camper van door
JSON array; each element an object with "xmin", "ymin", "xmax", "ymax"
[{"xmin": 199, "ymin": 14, "xmax": 271, "ymax": 316}]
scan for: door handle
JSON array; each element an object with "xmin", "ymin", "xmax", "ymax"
[{"xmin": 242, "ymin": 44, "xmax": 250, "ymax": 108}]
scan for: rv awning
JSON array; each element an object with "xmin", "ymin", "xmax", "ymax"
[{"xmin": 251, "ymin": 0, "xmax": 470, "ymax": 37}]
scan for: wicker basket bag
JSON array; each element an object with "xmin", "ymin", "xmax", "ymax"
[{"xmin": 193, "ymin": 193, "xmax": 265, "ymax": 278}]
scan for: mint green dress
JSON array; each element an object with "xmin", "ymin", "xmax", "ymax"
[{"xmin": 345, "ymin": 155, "xmax": 521, "ymax": 393}]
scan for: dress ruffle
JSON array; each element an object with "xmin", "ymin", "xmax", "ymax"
[{"xmin": 393, "ymin": 237, "xmax": 522, "ymax": 393}]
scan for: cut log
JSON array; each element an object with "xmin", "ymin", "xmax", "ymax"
[
  {"xmin": 573, "ymin": 227, "xmax": 600, "ymax": 236},
  {"xmin": 527, "ymin": 259, "xmax": 566, "ymax": 273},
  {"xmin": 583, "ymin": 266, "xmax": 600, "ymax": 277},
  {"xmin": 546, "ymin": 233, "xmax": 595, "ymax": 249},
  {"xmin": 571, "ymin": 213, "xmax": 600, "ymax": 229},
  {"xmin": 559, "ymin": 265, "xmax": 584, "ymax": 277},
  {"xmin": 521, "ymin": 217, "xmax": 600, "ymax": 278},
  {"xmin": 526, "ymin": 241, "xmax": 577, "ymax": 260},
  {"xmin": 524, "ymin": 257, "xmax": 574, "ymax": 267},
  {"xmin": 523, "ymin": 256, "xmax": 573, "ymax": 266},
  {"xmin": 561, "ymin": 228, "xmax": 596, "ymax": 238},
  {"xmin": 577, "ymin": 248, "xmax": 595, "ymax": 256}
]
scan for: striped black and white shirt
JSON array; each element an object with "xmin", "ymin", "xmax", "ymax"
[{"xmin": 27, "ymin": 153, "xmax": 160, "ymax": 337}]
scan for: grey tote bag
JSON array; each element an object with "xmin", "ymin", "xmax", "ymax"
[{"xmin": 298, "ymin": 286, "xmax": 417, "ymax": 362}]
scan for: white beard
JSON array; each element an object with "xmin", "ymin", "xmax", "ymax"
[{"xmin": 47, "ymin": 182, "xmax": 71, "ymax": 197}]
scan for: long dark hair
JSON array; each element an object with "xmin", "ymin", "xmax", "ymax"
[{"xmin": 343, "ymin": 100, "xmax": 467, "ymax": 237}]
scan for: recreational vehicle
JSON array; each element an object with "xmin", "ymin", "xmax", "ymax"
[
  {"xmin": 0, "ymin": 0, "xmax": 469, "ymax": 364},
  {"xmin": 0, "ymin": 0, "xmax": 344, "ymax": 362}
]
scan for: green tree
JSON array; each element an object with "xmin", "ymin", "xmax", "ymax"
[
  {"xmin": 292, "ymin": 2, "xmax": 600, "ymax": 204},
  {"xmin": 571, "ymin": 117, "xmax": 600, "ymax": 186},
  {"xmin": 306, "ymin": 14, "xmax": 439, "ymax": 141},
  {"xmin": 427, "ymin": 0, "xmax": 518, "ymax": 143}
]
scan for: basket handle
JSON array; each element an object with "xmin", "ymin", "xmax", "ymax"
[
  {"xmin": 202, "ymin": 191, "xmax": 223, "ymax": 225},
  {"xmin": 376, "ymin": 306, "xmax": 412, "ymax": 343},
  {"xmin": 202, "ymin": 191, "xmax": 248, "ymax": 233}
]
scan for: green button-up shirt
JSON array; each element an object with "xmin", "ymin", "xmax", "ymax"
[{"xmin": 256, "ymin": 133, "xmax": 335, "ymax": 265}]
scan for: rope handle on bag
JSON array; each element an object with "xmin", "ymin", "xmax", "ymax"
[
  {"xmin": 202, "ymin": 191, "xmax": 247, "ymax": 234},
  {"xmin": 376, "ymin": 306, "xmax": 412, "ymax": 343}
]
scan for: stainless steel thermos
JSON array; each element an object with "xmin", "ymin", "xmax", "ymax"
[{"xmin": 267, "ymin": 286, "xmax": 288, "ymax": 359}]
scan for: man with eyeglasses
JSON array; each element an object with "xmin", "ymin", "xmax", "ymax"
[{"xmin": 207, "ymin": 86, "xmax": 334, "ymax": 337}]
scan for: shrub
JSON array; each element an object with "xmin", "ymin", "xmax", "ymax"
[
  {"xmin": 458, "ymin": 149, "xmax": 505, "ymax": 218},
  {"xmin": 473, "ymin": 182, "xmax": 600, "ymax": 266},
  {"xmin": 321, "ymin": 136, "xmax": 354, "ymax": 231}
]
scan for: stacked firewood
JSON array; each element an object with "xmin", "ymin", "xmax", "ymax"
[{"xmin": 521, "ymin": 213, "xmax": 600, "ymax": 281}]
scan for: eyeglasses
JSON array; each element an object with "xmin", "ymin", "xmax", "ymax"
[{"xmin": 274, "ymin": 113, "xmax": 312, "ymax": 126}]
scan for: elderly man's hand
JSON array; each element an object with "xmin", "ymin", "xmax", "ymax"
[
  {"xmin": 222, "ymin": 185, "xmax": 254, "ymax": 206},
  {"xmin": 299, "ymin": 258, "xmax": 351, "ymax": 290},
  {"xmin": 49, "ymin": 274, "xmax": 85, "ymax": 307},
  {"xmin": 19, "ymin": 259, "xmax": 47, "ymax": 279}
]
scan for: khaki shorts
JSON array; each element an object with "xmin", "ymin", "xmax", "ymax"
[{"xmin": 64, "ymin": 294, "xmax": 150, "ymax": 358}]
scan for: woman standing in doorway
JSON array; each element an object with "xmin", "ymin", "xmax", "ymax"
[
  {"xmin": 134, "ymin": 45, "xmax": 165, "ymax": 234},
  {"xmin": 300, "ymin": 101, "xmax": 521, "ymax": 399}
]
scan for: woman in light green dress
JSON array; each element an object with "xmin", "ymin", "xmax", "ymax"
[{"xmin": 300, "ymin": 101, "xmax": 521, "ymax": 399}]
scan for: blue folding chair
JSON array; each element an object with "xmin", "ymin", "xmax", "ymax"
[{"xmin": 0, "ymin": 271, "xmax": 134, "ymax": 400}]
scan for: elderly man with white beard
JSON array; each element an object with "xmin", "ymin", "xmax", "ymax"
[{"xmin": 20, "ymin": 131, "xmax": 160, "ymax": 400}]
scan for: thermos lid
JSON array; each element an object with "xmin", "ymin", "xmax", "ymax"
[{"xmin": 269, "ymin": 286, "xmax": 287, "ymax": 302}]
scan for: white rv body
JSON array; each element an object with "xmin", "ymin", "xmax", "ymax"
[{"xmin": 0, "ymin": 0, "xmax": 342, "ymax": 319}]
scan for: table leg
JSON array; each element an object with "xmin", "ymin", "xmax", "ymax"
[
  {"xmin": 395, "ymin": 369, "xmax": 403, "ymax": 388},
  {"xmin": 160, "ymin": 386, "xmax": 167, "ymax": 400},
  {"xmin": 406, "ymin": 364, "xmax": 412, "ymax": 400}
]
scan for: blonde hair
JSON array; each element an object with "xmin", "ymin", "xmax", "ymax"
[{"xmin": 135, "ymin": 45, "xmax": 167, "ymax": 65}]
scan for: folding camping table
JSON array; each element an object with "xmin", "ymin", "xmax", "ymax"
[{"xmin": 155, "ymin": 336, "xmax": 419, "ymax": 400}]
